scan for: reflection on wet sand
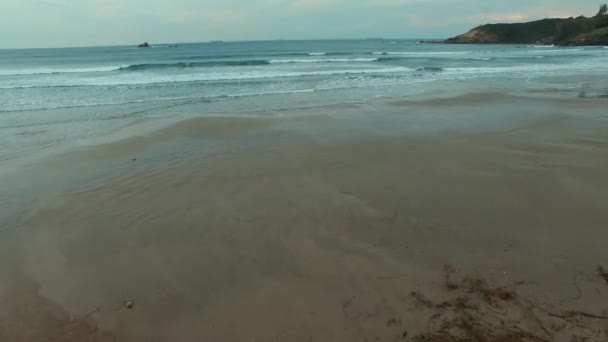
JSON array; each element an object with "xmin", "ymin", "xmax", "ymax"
[{"xmin": 2, "ymin": 94, "xmax": 608, "ymax": 341}]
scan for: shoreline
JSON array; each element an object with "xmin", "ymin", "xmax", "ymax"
[
  {"xmin": 2, "ymin": 88, "xmax": 605, "ymax": 170},
  {"xmin": 1, "ymin": 92, "xmax": 608, "ymax": 341}
]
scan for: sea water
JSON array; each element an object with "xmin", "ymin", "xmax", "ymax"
[{"xmin": 1, "ymin": 40, "xmax": 607, "ymax": 161}]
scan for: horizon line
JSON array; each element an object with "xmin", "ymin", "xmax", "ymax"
[{"xmin": 0, "ymin": 37, "xmax": 448, "ymax": 51}]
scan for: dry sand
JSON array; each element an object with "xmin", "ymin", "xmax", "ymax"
[{"xmin": 1, "ymin": 93, "xmax": 608, "ymax": 341}]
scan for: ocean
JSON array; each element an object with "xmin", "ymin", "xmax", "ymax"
[{"xmin": 1, "ymin": 39, "xmax": 608, "ymax": 161}]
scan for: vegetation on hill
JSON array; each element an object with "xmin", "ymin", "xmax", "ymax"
[
  {"xmin": 598, "ymin": 3, "xmax": 608, "ymax": 17},
  {"xmin": 445, "ymin": 4, "xmax": 608, "ymax": 45}
]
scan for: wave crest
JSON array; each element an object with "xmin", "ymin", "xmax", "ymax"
[
  {"xmin": 416, "ymin": 67, "xmax": 444, "ymax": 72},
  {"xmin": 119, "ymin": 60, "xmax": 270, "ymax": 71}
]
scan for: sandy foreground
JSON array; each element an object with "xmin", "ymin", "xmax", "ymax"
[{"xmin": 1, "ymin": 93, "xmax": 608, "ymax": 341}]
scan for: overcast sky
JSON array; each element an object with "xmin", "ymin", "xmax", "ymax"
[{"xmin": 0, "ymin": 0, "xmax": 602, "ymax": 48}]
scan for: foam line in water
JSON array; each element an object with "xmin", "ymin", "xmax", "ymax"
[
  {"xmin": 269, "ymin": 58, "xmax": 379, "ymax": 64},
  {"xmin": 0, "ymin": 67, "xmax": 413, "ymax": 88},
  {"xmin": 373, "ymin": 51, "xmax": 471, "ymax": 56},
  {"xmin": 0, "ymin": 66, "xmax": 121, "ymax": 76},
  {"xmin": 119, "ymin": 60, "xmax": 270, "ymax": 71}
]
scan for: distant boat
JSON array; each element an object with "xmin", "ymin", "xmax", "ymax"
[{"xmin": 137, "ymin": 42, "xmax": 150, "ymax": 48}]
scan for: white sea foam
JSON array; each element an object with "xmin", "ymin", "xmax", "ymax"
[
  {"xmin": 269, "ymin": 58, "xmax": 379, "ymax": 64},
  {"xmin": 534, "ymin": 48, "xmax": 583, "ymax": 53},
  {"xmin": 384, "ymin": 51, "xmax": 470, "ymax": 55},
  {"xmin": 0, "ymin": 67, "xmax": 412, "ymax": 89},
  {"xmin": 442, "ymin": 61, "xmax": 598, "ymax": 75},
  {"xmin": 308, "ymin": 52, "xmax": 327, "ymax": 56},
  {"xmin": 372, "ymin": 51, "xmax": 472, "ymax": 56}
]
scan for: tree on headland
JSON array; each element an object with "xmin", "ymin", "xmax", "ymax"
[{"xmin": 597, "ymin": 3, "xmax": 608, "ymax": 17}]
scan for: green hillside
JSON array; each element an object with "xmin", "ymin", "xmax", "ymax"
[{"xmin": 445, "ymin": 5, "xmax": 608, "ymax": 45}]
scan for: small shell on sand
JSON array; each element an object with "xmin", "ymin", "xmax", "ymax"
[{"xmin": 125, "ymin": 301, "xmax": 135, "ymax": 309}]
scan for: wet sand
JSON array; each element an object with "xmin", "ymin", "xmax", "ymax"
[{"xmin": 1, "ymin": 94, "xmax": 608, "ymax": 341}]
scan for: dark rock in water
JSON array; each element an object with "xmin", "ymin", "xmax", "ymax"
[
  {"xmin": 578, "ymin": 89, "xmax": 608, "ymax": 98},
  {"xmin": 418, "ymin": 40, "xmax": 444, "ymax": 44},
  {"xmin": 540, "ymin": 37, "xmax": 556, "ymax": 45},
  {"xmin": 137, "ymin": 42, "xmax": 150, "ymax": 48}
]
